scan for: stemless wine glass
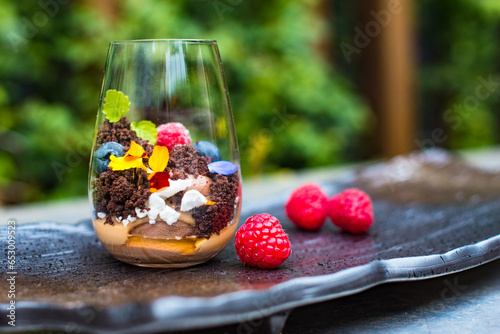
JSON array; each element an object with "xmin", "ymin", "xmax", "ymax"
[{"xmin": 88, "ymin": 40, "xmax": 241, "ymax": 268}]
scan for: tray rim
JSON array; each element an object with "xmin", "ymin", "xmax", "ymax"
[{"xmin": 2, "ymin": 220, "xmax": 499, "ymax": 334}]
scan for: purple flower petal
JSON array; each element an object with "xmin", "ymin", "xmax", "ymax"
[{"xmin": 207, "ymin": 161, "xmax": 238, "ymax": 175}]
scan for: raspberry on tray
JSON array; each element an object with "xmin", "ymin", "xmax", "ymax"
[
  {"xmin": 234, "ymin": 214, "xmax": 292, "ymax": 269},
  {"xmin": 285, "ymin": 183, "xmax": 328, "ymax": 231},
  {"xmin": 328, "ymin": 188, "xmax": 374, "ymax": 234}
]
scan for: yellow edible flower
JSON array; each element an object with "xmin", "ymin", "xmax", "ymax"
[
  {"xmin": 147, "ymin": 145, "xmax": 170, "ymax": 192},
  {"xmin": 148, "ymin": 145, "xmax": 169, "ymax": 173},
  {"xmin": 109, "ymin": 141, "xmax": 148, "ymax": 171}
]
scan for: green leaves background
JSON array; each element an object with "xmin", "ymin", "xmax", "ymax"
[{"xmin": 1, "ymin": 0, "xmax": 499, "ymax": 204}]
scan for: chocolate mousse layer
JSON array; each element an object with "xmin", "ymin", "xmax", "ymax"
[
  {"xmin": 93, "ymin": 219, "xmax": 239, "ymax": 267},
  {"xmin": 130, "ymin": 220, "xmax": 196, "ymax": 239}
]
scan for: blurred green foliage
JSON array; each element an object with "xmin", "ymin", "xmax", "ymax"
[
  {"xmin": 2, "ymin": 0, "xmax": 500, "ymax": 205},
  {"xmin": 418, "ymin": 0, "xmax": 500, "ymax": 148},
  {"xmin": 0, "ymin": 0, "xmax": 368, "ymax": 204},
  {"xmin": 334, "ymin": 0, "xmax": 500, "ymax": 153}
]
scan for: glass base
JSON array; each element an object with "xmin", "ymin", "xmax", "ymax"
[
  {"xmin": 94, "ymin": 220, "xmax": 239, "ymax": 269},
  {"xmin": 129, "ymin": 261, "xmax": 206, "ymax": 268}
]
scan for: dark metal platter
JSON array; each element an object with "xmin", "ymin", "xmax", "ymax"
[{"xmin": 1, "ymin": 150, "xmax": 500, "ymax": 333}]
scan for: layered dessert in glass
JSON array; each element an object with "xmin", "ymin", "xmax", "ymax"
[
  {"xmin": 90, "ymin": 90, "xmax": 241, "ymax": 268},
  {"xmin": 90, "ymin": 40, "xmax": 241, "ymax": 268}
]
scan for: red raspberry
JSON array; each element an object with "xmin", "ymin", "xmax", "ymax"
[
  {"xmin": 156, "ymin": 122, "xmax": 191, "ymax": 151},
  {"xmin": 285, "ymin": 183, "xmax": 328, "ymax": 231},
  {"xmin": 328, "ymin": 188, "xmax": 374, "ymax": 233},
  {"xmin": 234, "ymin": 214, "xmax": 292, "ymax": 269}
]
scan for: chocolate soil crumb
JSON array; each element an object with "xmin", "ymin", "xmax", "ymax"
[
  {"xmin": 92, "ymin": 169, "xmax": 151, "ymax": 224},
  {"xmin": 96, "ymin": 116, "xmax": 153, "ymax": 155},
  {"xmin": 168, "ymin": 145, "xmax": 211, "ymax": 178},
  {"xmin": 193, "ymin": 173, "xmax": 239, "ymax": 238}
]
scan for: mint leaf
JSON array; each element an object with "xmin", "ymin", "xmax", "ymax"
[
  {"xmin": 102, "ymin": 90, "xmax": 130, "ymax": 123},
  {"xmin": 131, "ymin": 120, "xmax": 158, "ymax": 145}
]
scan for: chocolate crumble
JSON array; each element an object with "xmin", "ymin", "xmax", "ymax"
[
  {"xmin": 193, "ymin": 173, "xmax": 239, "ymax": 237},
  {"xmin": 96, "ymin": 116, "xmax": 153, "ymax": 155},
  {"xmin": 167, "ymin": 145, "xmax": 211, "ymax": 178},
  {"xmin": 92, "ymin": 169, "xmax": 150, "ymax": 224}
]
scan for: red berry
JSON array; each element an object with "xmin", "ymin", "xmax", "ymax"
[
  {"xmin": 156, "ymin": 122, "xmax": 191, "ymax": 151},
  {"xmin": 243, "ymin": 213, "xmax": 279, "ymax": 226},
  {"xmin": 328, "ymin": 188, "xmax": 374, "ymax": 233},
  {"xmin": 235, "ymin": 214, "xmax": 292, "ymax": 269},
  {"xmin": 285, "ymin": 183, "xmax": 328, "ymax": 231}
]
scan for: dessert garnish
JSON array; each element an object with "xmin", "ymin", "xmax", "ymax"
[
  {"xmin": 284, "ymin": 184, "xmax": 375, "ymax": 234},
  {"xmin": 180, "ymin": 190, "xmax": 214, "ymax": 212},
  {"xmin": 157, "ymin": 122, "xmax": 192, "ymax": 151},
  {"xmin": 285, "ymin": 183, "xmax": 328, "ymax": 231},
  {"xmin": 108, "ymin": 142, "xmax": 171, "ymax": 192},
  {"xmin": 93, "ymin": 142, "xmax": 125, "ymax": 174},
  {"xmin": 131, "ymin": 120, "xmax": 158, "ymax": 145},
  {"xmin": 207, "ymin": 161, "xmax": 238, "ymax": 175},
  {"xmin": 234, "ymin": 214, "xmax": 292, "ymax": 269},
  {"xmin": 328, "ymin": 188, "xmax": 374, "ymax": 234},
  {"xmin": 108, "ymin": 141, "xmax": 148, "ymax": 171},
  {"xmin": 102, "ymin": 89, "xmax": 130, "ymax": 123},
  {"xmin": 194, "ymin": 140, "xmax": 222, "ymax": 162},
  {"xmin": 146, "ymin": 145, "xmax": 170, "ymax": 192}
]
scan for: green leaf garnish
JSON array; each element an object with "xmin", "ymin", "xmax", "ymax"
[
  {"xmin": 131, "ymin": 120, "xmax": 158, "ymax": 145},
  {"xmin": 102, "ymin": 90, "xmax": 130, "ymax": 123}
]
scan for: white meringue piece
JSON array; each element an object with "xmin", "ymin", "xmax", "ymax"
[
  {"xmin": 156, "ymin": 178, "xmax": 193, "ymax": 199},
  {"xmin": 135, "ymin": 208, "xmax": 148, "ymax": 218},
  {"xmin": 180, "ymin": 189, "xmax": 208, "ymax": 212},
  {"xmin": 159, "ymin": 205, "xmax": 181, "ymax": 225},
  {"xmin": 146, "ymin": 193, "xmax": 166, "ymax": 224}
]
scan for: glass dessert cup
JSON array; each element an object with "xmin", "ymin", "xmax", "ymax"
[{"xmin": 89, "ymin": 40, "xmax": 241, "ymax": 268}]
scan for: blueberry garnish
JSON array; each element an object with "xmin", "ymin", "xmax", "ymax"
[
  {"xmin": 194, "ymin": 140, "xmax": 222, "ymax": 162},
  {"xmin": 93, "ymin": 141, "xmax": 124, "ymax": 174}
]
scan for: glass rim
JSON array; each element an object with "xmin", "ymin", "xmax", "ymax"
[{"xmin": 110, "ymin": 39, "xmax": 217, "ymax": 45}]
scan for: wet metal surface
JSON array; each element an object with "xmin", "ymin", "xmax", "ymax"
[{"xmin": 1, "ymin": 150, "xmax": 500, "ymax": 333}]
